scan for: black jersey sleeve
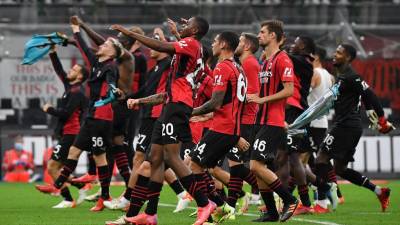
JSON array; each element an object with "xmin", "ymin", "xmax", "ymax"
[
  {"xmin": 47, "ymin": 91, "xmax": 85, "ymax": 120},
  {"xmin": 74, "ymin": 31, "xmax": 97, "ymax": 69},
  {"xmin": 49, "ymin": 52, "xmax": 69, "ymax": 89}
]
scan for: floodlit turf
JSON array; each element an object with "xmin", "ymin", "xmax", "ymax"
[{"xmin": 0, "ymin": 181, "xmax": 399, "ymax": 225}]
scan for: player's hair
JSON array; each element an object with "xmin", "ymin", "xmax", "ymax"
[
  {"xmin": 298, "ymin": 36, "xmax": 316, "ymax": 55},
  {"xmin": 341, "ymin": 44, "xmax": 357, "ymax": 62},
  {"xmin": 241, "ymin": 32, "xmax": 259, "ymax": 54},
  {"xmin": 218, "ymin": 31, "xmax": 239, "ymax": 52},
  {"xmin": 193, "ymin": 16, "xmax": 209, "ymax": 40},
  {"xmin": 314, "ymin": 46, "xmax": 327, "ymax": 62},
  {"xmin": 129, "ymin": 26, "xmax": 145, "ymax": 36},
  {"xmin": 78, "ymin": 64, "xmax": 89, "ymax": 82},
  {"xmin": 260, "ymin": 19, "xmax": 284, "ymax": 42}
]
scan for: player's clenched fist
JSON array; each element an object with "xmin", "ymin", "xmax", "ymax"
[{"xmin": 127, "ymin": 99, "xmax": 140, "ymax": 110}]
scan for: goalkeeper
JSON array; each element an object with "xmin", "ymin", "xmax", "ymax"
[{"xmin": 311, "ymin": 44, "xmax": 394, "ymax": 213}]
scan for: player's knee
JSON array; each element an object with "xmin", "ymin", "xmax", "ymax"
[
  {"xmin": 333, "ymin": 163, "xmax": 346, "ymax": 176},
  {"xmin": 113, "ymin": 135, "xmax": 124, "ymax": 145},
  {"xmin": 189, "ymin": 160, "xmax": 202, "ymax": 173},
  {"xmin": 250, "ymin": 160, "xmax": 261, "ymax": 175},
  {"xmin": 316, "ymin": 150, "xmax": 329, "ymax": 164},
  {"xmin": 68, "ymin": 146, "xmax": 81, "ymax": 159}
]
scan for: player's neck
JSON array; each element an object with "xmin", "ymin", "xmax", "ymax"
[
  {"xmin": 218, "ymin": 51, "xmax": 234, "ymax": 62},
  {"xmin": 336, "ymin": 63, "xmax": 350, "ymax": 74},
  {"xmin": 98, "ymin": 55, "xmax": 111, "ymax": 63},
  {"xmin": 239, "ymin": 51, "xmax": 252, "ymax": 63},
  {"xmin": 264, "ymin": 44, "xmax": 280, "ymax": 60}
]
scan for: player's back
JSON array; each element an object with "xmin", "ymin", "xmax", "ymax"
[{"xmin": 308, "ymin": 67, "xmax": 333, "ymax": 128}]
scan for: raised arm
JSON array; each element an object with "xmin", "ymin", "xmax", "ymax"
[
  {"xmin": 71, "ymin": 18, "xmax": 97, "ymax": 68},
  {"xmin": 49, "ymin": 47, "xmax": 68, "ymax": 86},
  {"xmin": 111, "ymin": 24, "xmax": 175, "ymax": 54},
  {"xmin": 72, "ymin": 16, "xmax": 106, "ymax": 46}
]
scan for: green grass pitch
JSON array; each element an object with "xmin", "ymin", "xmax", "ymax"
[{"xmin": 0, "ymin": 181, "xmax": 399, "ymax": 225}]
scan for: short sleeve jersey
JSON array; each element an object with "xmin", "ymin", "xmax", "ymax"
[
  {"xmin": 255, "ymin": 51, "xmax": 294, "ymax": 127},
  {"xmin": 210, "ymin": 59, "xmax": 247, "ymax": 136},
  {"xmin": 241, "ymin": 55, "xmax": 261, "ymax": 125},
  {"xmin": 167, "ymin": 37, "xmax": 202, "ymax": 108}
]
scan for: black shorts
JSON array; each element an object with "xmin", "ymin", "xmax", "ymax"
[
  {"xmin": 285, "ymin": 106, "xmax": 304, "ymax": 153},
  {"xmin": 227, "ymin": 124, "xmax": 255, "ymax": 162},
  {"xmin": 151, "ymin": 102, "xmax": 192, "ymax": 145},
  {"xmin": 180, "ymin": 141, "xmax": 196, "ymax": 160},
  {"xmin": 73, "ymin": 118, "xmax": 113, "ymax": 155},
  {"xmin": 251, "ymin": 125, "xmax": 286, "ymax": 163},
  {"xmin": 321, "ymin": 126, "xmax": 362, "ymax": 163},
  {"xmin": 136, "ymin": 118, "xmax": 156, "ymax": 154},
  {"xmin": 112, "ymin": 101, "xmax": 130, "ymax": 137},
  {"xmin": 304, "ymin": 127, "xmax": 327, "ymax": 152},
  {"xmin": 51, "ymin": 135, "xmax": 76, "ymax": 162},
  {"xmin": 190, "ymin": 130, "xmax": 239, "ymax": 168}
]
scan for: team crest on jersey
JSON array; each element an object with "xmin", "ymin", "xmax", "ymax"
[{"xmin": 259, "ymin": 70, "xmax": 272, "ymax": 84}]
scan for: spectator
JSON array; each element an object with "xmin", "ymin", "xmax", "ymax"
[{"xmin": 2, "ymin": 135, "xmax": 33, "ymax": 182}]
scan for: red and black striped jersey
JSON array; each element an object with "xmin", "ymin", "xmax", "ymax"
[
  {"xmin": 48, "ymin": 52, "xmax": 87, "ymax": 136},
  {"xmin": 255, "ymin": 51, "xmax": 294, "ymax": 127},
  {"xmin": 210, "ymin": 59, "xmax": 247, "ymax": 136},
  {"xmin": 167, "ymin": 37, "xmax": 203, "ymax": 108},
  {"xmin": 74, "ymin": 32, "xmax": 118, "ymax": 121},
  {"xmin": 241, "ymin": 55, "xmax": 261, "ymax": 125},
  {"xmin": 141, "ymin": 57, "xmax": 171, "ymax": 119}
]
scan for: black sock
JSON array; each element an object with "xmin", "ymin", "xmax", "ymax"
[
  {"xmin": 288, "ymin": 176, "xmax": 296, "ymax": 194},
  {"xmin": 227, "ymin": 165, "xmax": 244, "ymax": 207},
  {"xmin": 315, "ymin": 163, "xmax": 331, "ymax": 200},
  {"xmin": 251, "ymin": 186, "xmax": 259, "ymax": 194},
  {"xmin": 259, "ymin": 188, "xmax": 279, "ymax": 218},
  {"xmin": 341, "ymin": 169, "xmax": 376, "ymax": 192},
  {"xmin": 144, "ymin": 181, "xmax": 162, "ymax": 215},
  {"xmin": 269, "ymin": 178, "xmax": 296, "ymax": 205},
  {"xmin": 241, "ymin": 165, "xmax": 259, "ymax": 192},
  {"xmin": 88, "ymin": 154, "xmax": 96, "ymax": 175},
  {"xmin": 124, "ymin": 187, "xmax": 133, "ymax": 200},
  {"xmin": 298, "ymin": 184, "xmax": 311, "ymax": 207},
  {"xmin": 217, "ymin": 188, "xmax": 227, "ymax": 202},
  {"xmin": 180, "ymin": 174, "xmax": 209, "ymax": 207},
  {"xmin": 113, "ymin": 145, "xmax": 131, "ymax": 185},
  {"xmin": 98, "ymin": 165, "xmax": 111, "ymax": 199},
  {"xmin": 202, "ymin": 172, "xmax": 224, "ymax": 207},
  {"xmin": 127, "ymin": 175, "xmax": 149, "ymax": 217},
  {"xmin": 106, "ymin": 152, "xmax": 115, "ymax": 178},
  {"xmin": 60, "ymin": 187, "xmax": 73, "ymax": 201},
  {"xmin": 194, "ymin": 173, "xmax": 207, "ymax": 194},
  {"xmin": 169, "ymin": 179, "xmax": 185, "ymax": 195},
  {"xmin": 54, "ymin": 159, "xmax": 78, "ymax": 189}
]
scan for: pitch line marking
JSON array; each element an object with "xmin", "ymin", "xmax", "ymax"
[{"xmin": 158, "ymin": 203, "xmax": 343, "ymax": 225}]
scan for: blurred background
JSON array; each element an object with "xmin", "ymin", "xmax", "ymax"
[{"xmin": 0, "ymin": 0, "xmax": 399, "ymax": 182}]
